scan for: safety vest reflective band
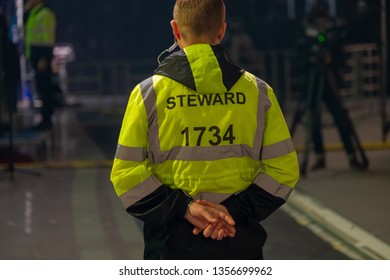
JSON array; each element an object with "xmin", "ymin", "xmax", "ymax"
[
  {"xmin": 119, "ymin": 175, "xmax": 162, "ymax": 208},
  {"xmin": 115, "ymin": 137, "xmax": 295, "ymax": 162},
  {"xmin": 261, "ymin": 138, "xmax": 295, "ymax": 160},
  {"xmin": 115, "ymin": 145, "xmax": 146, "ymax": 162},
  {"xmin": 254, "ymin": 173, "xmax": 293, "ymax": 199}
]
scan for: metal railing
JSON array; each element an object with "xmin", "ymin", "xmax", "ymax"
[{"xmin": 341, "ymin": 43, "xmax": 380, "ymax": 98}]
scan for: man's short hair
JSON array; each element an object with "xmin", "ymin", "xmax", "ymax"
[{"xmin": 173, "ymin": 0, "xmax": 225, "ymax": 40}]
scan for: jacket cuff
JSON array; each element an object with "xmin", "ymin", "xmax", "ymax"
[
  {"xmin": 174, "ymin": 191, "xmax": 193, "ymax": 220},
  {"xmin": 221, "ymin": 195, "xmax": 250, "ymax": 224}
]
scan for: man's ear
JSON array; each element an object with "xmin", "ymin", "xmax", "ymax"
[
  {"xmin": 216, "ymin": 22, "xmax": 227, "ymax": 42},
  {"xmin": 170, "ymin": 20, "xmax": 181, "ymax": 41}
]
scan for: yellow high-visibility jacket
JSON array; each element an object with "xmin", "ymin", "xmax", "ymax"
[
  {"xmin": 25, "ymin": 3, "xmax": 56, "ymax": 61},
  {"xmin": 110, "ymin": 44, "xmax": 299, "ymax": 259}
]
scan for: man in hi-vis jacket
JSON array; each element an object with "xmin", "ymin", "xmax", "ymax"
[{"xmin": 111, "ymin": 0, "xmax": 299, "ymax": 260}]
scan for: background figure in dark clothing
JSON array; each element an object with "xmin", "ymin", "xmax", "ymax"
[
  {"xmin": 0, "ymin": 6, "xmax": 20, "ymax": 132},
  {"xmin": 24, "ymin": 0, "xmax": 56, "ymax": 130},
  {"xmin": 293, "ymin": 2, "xmax": 367, "ymax": 172}
]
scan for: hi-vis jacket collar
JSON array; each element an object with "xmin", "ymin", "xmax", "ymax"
[{"xmin": 155, "ymin": 44, "xmax": 244, "ymax": 94}]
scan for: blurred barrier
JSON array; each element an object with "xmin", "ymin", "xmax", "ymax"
[
  {"xmin": 240, "ymin": 43, "xmax": 381, "ymax": 106},
  {"xmin": 66, "ymin": 59, "xmax": 156, "ymax": 108},
  {"xmin": 238, "ymin": 49, "xmax": 297, "ymax": 106},
  {"xmin": 65, "ymin": 44, "xmax": 382, "ymax": 109},
  {"xmin": 53, "ymin": 43, "xmax": 76, "ymax": 99},
  {"xmin": 341, "ymin": 43, "xmax": 380, "ymax": 98}
]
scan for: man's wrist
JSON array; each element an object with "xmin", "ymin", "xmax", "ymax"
[{"xmin": 184, "ymin": 200, "xmax": 194, "ymax": 220}]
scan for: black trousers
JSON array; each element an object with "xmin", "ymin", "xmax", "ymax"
[
  {"xmin": 30, "ymin": 46, "xmax": 55, "ymax": 128},
  {"xmin": 34, "ymin": 67, "xmax": 54, "ymax": 127},
  {"xmin": 309, "ymin": 71, "xmax": 356, "ymax": 158},
  {"xmin": 143, "ymin": 219, "xmax": 266, "ymax": 260}
]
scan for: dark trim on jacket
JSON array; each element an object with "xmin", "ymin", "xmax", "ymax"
[{"xmin": 154, "ymin": 44, "xmax": 244, "ymax": 92}]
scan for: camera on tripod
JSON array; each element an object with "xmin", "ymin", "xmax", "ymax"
[{"xmin": 302, "ymin": 18, "xmax": 340, "ymax": 64}]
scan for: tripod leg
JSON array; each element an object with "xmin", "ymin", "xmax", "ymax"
[
  {"xmin": 300, "ymin": 125, "xmax": 311, "ymax": 176},
  {"xmin": 300, "ymin": 68, "xmax": 324, "ymax": 176},
  {"xmin": 385, "ymin": 121, "xmax": 390, "ymax": 142},
  {"xmin": 290, "ymin": 97, "xmax": 305, "ymax": 137},
  {"xmin": 342, "ymin": 108, "xmax": 369, "ymax": 168},
  {"xmin": 327, "ymin": 69, "xmax": 369, "ymax": 169}
]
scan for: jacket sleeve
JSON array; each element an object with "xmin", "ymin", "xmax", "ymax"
[
  {"xmin": 110, "ymin": 83, "xmax": 192, "ymax": 227},
  {"xmin": 126, "ymin": 185, "xmax": 192, "ymax": 227},
  {"xmin": 222, "ymin": 184, "xmax": 286, "ymax": 224},
  {"xmin": 223, "ymin": 84, "xmax": 300, "ymax": 224}
]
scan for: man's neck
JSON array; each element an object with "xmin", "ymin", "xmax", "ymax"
[{"xmin": 180, "ymin": 36, "xmax": 218, "ymax": 49}]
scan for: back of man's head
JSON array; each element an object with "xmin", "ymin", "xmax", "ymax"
[{"xmin": 173, "ymin": 0, "xmax": 225, "ymax": 41}]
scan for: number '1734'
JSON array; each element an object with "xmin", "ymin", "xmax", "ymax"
[{"xmin": 181, "ymin": 124, "xmax": 236, "ymax": 146}]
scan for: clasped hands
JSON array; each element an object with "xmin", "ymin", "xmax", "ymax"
[{"xmin": 185, "ymin": 200, "xmax": 236, "ymax": 241}]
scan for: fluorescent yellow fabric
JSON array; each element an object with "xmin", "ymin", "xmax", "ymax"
[
  {"xmin": 111, "ymin": 85, "xmax": 155, "ymax": 197},
  {"xmin": 260, "ymin": 85, "xmax": 299, "ymax": 188},
  {"xmin": 25, "ymin": 4, "xmax": 56, "ymax": 60}
]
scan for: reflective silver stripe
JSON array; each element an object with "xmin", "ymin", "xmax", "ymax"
[
  {"xmin": 254, "ymin": 78, "xmax": 271, "ymax": 158},
  {"xmin": 149, "ymin": 144, "xmax": 253, "ymax": 163},
  {"xmin": 119, "ymin": 176, "xmax": 162, "ymax": 208},
  {"xmin": 191, "ymin": 192, "xmax": 232, "ymax": 203},
  {"xmin": 115, "ymin": 144, "xmax": 146, "ymax": 161},
  {"xmin": 254, "ymin": 173, "xmax": 293, "ymax": 200},
  {"xmin": 140, "ymin": 78, "xmax": 161, "ymax": 162},
  {"xmin": 140, "ymin": 75, "xmax": 271, "ymax": 163},
  {"xmin": 261, "ymin": 138, "xmax": 295, "ymax": 160}
]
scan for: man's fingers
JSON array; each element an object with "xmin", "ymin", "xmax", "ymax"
[
  {"xmin": 193, "ymin": 227, "xmax": 202, "ymax": 235},
  {"xmin": 195, "ymin": 200, "xmax": 236, "ymax": 226},
  {"xmin": 221, "ymin": 221, "xmax": 236, "ymax": 237},
  {"xmin": 190, "ymin": 203, "xmax": 218, "ymax": 223},
  {"xmin": 204, "ymin": 205, "xmax": 234, "ymax": 226},
  {"xmin": 187, "ymin": 202, "xmax": 237, "ymax": 239},
  {"xmin": 217, "ymin": 228, "xmax": 227, "ymax": 240},
  {"xmin": 186, "ymin": 212, "xmax": 209, "ymax": 230},
  {"xmin": 190, "ymin": 220, "xmax": 235, "ymax": 239},
  {"xmin": 218, "ymin": 211, "xmax": 235, "ymax": 226},
  {"xmin": 210, "ymin": 222, "xmax": 223, "ymax": 240},
  {"xmin": 203, "ymin": 224, "xmax": 215, "ymax": 238}
]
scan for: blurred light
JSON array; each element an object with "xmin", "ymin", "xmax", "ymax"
[
  {"xmin": 53, "ymin": 44, "xmax": 76, "ymax": 62},
  {"xmin": 317, "ymin": 34, "xmax": 326, "ymax": 43}
]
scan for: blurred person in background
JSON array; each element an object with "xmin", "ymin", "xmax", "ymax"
[
  {"xmin": 24, "ymin": 0, "xmax": 56, "ymax": 130},
  {"xmin": 292, "ymin": 1, "xmax": 367, "ymax": 173},
  {"xmin": 0, "ymin": 0, "xmax": 20, "ymax": 135}
]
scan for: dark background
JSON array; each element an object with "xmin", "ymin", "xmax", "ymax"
[{"xmin": 40, "ymin": 0, "xmax": 383, "ymax": 62}]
